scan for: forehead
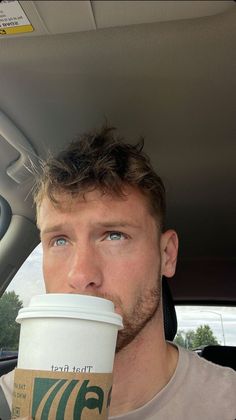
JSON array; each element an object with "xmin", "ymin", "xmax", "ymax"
[{"xmin": 37, "ymin": 186, "xmax": 154, "ymax": 228}]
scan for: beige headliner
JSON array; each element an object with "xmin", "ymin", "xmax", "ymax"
[
  {"xmin": 0, "ymin": 1, "xmax": 235, "ymax": 300},
  {"xmin": 4, "ymin": 1, "xmax": 236, "ymax": 38}
]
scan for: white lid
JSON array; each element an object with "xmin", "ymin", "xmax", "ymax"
[{"xmin": 16, "ymin": 294, "xmax": 123, "ymax": 329}]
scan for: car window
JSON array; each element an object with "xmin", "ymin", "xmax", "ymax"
[
  {"xmin": 5, "ymin": 243, "xmax": 45, "ymax": 307},
  {"xmin": 175, "ymin": 305, "xmax": 236, "ymax": 350},
  {"xmin": 0, "ymin": 244, "xmax": 45, "ymax": 356}
]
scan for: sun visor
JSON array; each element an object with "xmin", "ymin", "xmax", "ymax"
[{"xmin": 0, "ymin": 111, "xmax": 38, "ymax": 184}]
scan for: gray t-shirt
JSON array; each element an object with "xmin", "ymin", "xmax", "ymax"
[
  {"xmin": 0, "ymin": 345, "xmax": 236, "ymax": 420},
  {"xmin": 110, "ymin": 346, "xmax": 236, "ymax": 420}
]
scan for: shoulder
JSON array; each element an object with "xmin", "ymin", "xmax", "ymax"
[
  {"xmin": 179, "ymin": 345, "xmax": 236, "ymax": 395},
  {"xmin": 171, "ymin": 346, "xmax": 236, "ymax": 419},
  {"xmin": 0, "ymin": 369, "xmax": 14, "ymax": 408}
]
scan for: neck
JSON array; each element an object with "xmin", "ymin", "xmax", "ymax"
[{"xmin": 109, "ymin": 314, "xmax": 178, "ymax": 417}]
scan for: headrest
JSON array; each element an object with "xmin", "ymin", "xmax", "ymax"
[
  {"xmin": 201, "ymin": 345, "xmax": 236, "ymax": 370},
  {"xmin": 162, "ymin": 277, "xmax": 177, "ymax": 341}
]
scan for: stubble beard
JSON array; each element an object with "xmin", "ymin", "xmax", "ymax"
[
  {"xmin": 115, "ymin": 280, "xmax": 162, "ymax": 353},
  {"xmin": 83, "ymin": 275, "xmax": 162, "ymax": 353}
]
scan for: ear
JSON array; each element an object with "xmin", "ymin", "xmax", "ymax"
[{"xmin": 160, "ymin": 230, "xmax": 178, "ymax": 278}]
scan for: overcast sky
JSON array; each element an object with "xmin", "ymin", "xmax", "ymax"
[{"xmin": 6, "ymin": 244, "xmax": 236, "ymax": 346}]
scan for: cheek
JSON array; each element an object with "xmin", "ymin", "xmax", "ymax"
[
  {"xmin": 42, "ymin": 257, "xmax": 51, "ymax": 290},
  {"xmin": 105, "ymin": 250, "xmax": 160, "ymax": 299},
  {"xmin": 42, "ymin": 254, "xmax": 63, "ymax": 290}
]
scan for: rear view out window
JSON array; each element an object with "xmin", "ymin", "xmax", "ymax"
[{"xmin": 175, "ymin": 305, "xmax": 236, "ymax": 349}]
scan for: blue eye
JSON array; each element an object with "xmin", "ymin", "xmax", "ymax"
[
  {"xmin": 107, "ymin": 232, "xmax": 125, "ymax": 241},
  {"xmin": 54, "ymin": 238, "xmax": 67, "ymax": 247}
]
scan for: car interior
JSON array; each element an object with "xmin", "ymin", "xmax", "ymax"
[{"xmin": 0, "ymin": 0, "xmax": 236, "ymax": 384}]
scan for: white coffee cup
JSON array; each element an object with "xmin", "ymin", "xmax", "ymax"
[
  {"xmin": 13, "ymin": 294, "xmax": 123, "ymax": 419},
  {"xmin": 16, "ymin": 293, "xmax": 123, "ymax": 373}
]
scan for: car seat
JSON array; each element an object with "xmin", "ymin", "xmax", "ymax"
[
  {"xmin": 201, "ymin": 345, "xmax": 236, "ymax": 371},
  {"xmin": 162, "ymin": 277, "xmax": 177, "ymax": 341}
]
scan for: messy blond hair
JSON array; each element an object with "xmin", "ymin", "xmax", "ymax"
[{"xmin": 34, "ymin": 126, "xmax": 166, "ymax": 231}]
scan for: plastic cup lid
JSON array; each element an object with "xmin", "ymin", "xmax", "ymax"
[{"xmin": 16, "ymin": 294, "xmax": 123, "ymax": 329}]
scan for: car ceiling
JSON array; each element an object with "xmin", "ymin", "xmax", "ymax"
[{"xmin": 0, "ymin": 1, "xmax": 235, "ymax": 301}]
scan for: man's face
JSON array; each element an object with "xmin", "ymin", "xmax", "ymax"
[{"xmin": 38, "ymin": 187, "xmax": 177, "ymax": 351}]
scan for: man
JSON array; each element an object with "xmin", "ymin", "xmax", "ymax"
[{"xmin": 0, "ymin": 126, "xmax": 236, "ymax": 419}]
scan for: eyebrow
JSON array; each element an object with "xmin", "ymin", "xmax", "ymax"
[
  {"xmin": 94, "ymin": 221, "xmax": 140, "ymax": 229},
  {"xmin": 40, "ymin": 224, "xmax": 68, "ymax": 238},
  {"xmin": 40, "ymin": 221, "xmax": 140, "ymax": 237}
]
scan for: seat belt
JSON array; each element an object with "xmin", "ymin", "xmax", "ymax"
[{"xmin": 0, "ymin": 386, "xmax": 11, "ymax": 420}]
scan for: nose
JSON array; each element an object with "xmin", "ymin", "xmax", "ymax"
[{"xmin": 67, "ymin": 245, "xmax": 103, "ymax": 293}]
